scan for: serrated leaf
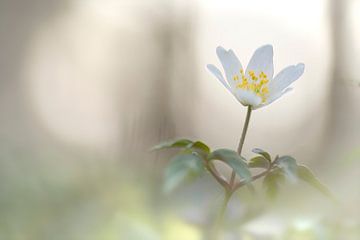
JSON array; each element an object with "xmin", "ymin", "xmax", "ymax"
[
  {"xmin": 208, "ymin": 149, "xmax": 251, "ymax": 182},
  {"xmin": 151, "ymin": 139, "xmax": 193, "ymax": 151},
  {"xmin": 248, "ymin": 156, "xmax": 270, "ymax": 169},
  {"xmin": 187, "ymin": 141, "xmax": 210, "ymax": 155},
  {"xmin": 275, "ymin": 155, "xmax": 298, "ymax": 182},
  {"xmin": 297, "ymin": 165, "xmax": 333, "ymax": 199},
  {"xmin": 252, "ymin": 148, "xmax": 271, "ymax": 161},
  {"xmin": 163, "ymin": 153, "xmax": 204, "ymax": 193},
  {"xmin": 263, "ymin": 169, "xmax": 285, "ymax": 199}
]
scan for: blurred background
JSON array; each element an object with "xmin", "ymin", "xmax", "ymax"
[{"xmin": 0, "ymin": 0, "xmax": 359, "ymax": 239}]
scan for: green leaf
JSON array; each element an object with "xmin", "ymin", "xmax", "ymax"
[
  {"xmin": 252, "ymin": 148, "xmax": 271, "ymax": 162},
  {"xmin": 275, "ymin": 155, "xmax": 298, "ymax": 182},
  {"xmin": 208, "ymin": 149, "xmax": 251, "ymax": 182},
  {"xmin": 151, "ymin": 139, "xmax": 193, "ymax": 151},
  {"xmin": 248, "ymin": 156, "xmax": 270, "ymax": 169},
  {"xmin": 263, "ymin": 169, "xmax": 285, "ymax": 199},
  {"xmin": 186, "ymin": 141, "xmax": 210, "ymax": 155},
  {"xmin": 297, "ymin": 165, "xmax": 333, "ymax": 198},
  {"xmin": 163, "ymin": 153, "xmax": 204, "ymax": 193}
]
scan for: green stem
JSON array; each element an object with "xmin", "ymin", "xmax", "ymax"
[
  {"xmin": 230, "ymin": 106, "xmax": 252, "ymax": 187},
  {"xmin": 212, "ymin": 191, "xmax": 232, "ymax": 239},
  {"xmin": 213, "ymin": 106, "xmax": 253, "ymax": 239}
]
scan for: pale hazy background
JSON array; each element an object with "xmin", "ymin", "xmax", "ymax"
[{"xmin": 0, "ymin": 0, "xmax": 359, "ymax": 239}]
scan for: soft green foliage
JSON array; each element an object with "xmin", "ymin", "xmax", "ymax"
[
  {"xmin": 263, "ymin": 169, "xmax": 285, "ymax": 199},
  {"xmin": 153, "ymin": 139, "xmax": 210, "ymax": 192},
  {"xmin": 151, "ymin": 139, "xmax": 210, "ymax": 157},
  {"xmin": 252, "ymin": 148, "xmax": 272, "ymax": 162},
  {"xmin": 297, "ymin": 165, "xmax": 333, "ymax": 198},
  {"xmin": 153, "ymin": 139, "xmax": 331, "ymax": 199},
  {"xmin": 248, "ymin": 156, "xmax": 270, "ymax": 169},
  {"xmin": 151, "ymin": 139, "xmax": 193, "ymax": 151},
  {"xmin": 164, "ymin": 153, "xmax": 204, "ymax": 193},
  {"xmin": 208, "ymin": 149, "xmax": 251, "ymax": 182},
  {"xmin": 249, "ymin": 149, "xmax": 332, "ymax": 200},
  {"xmin": 187, "ymin": 141, "xmax": 211, "ymax": 156},
  {"xmin": 274, "ymin": 155, "xmax": 298, "ymax": 182}
]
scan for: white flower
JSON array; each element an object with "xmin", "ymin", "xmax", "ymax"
[{"xmin": 207, "ymin": 45, "xmax": 304, "ymax": 109}]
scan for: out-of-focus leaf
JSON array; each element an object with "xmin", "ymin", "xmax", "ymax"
[
  {"xmin": 252, "ymin": 148, "xmax": 271, "ymax": 162},
  {"xmin": 297, "ymin": 165, "xmax": 333, "ymax": 199},
  {"xmin": 163, "ymin": 153, "xmax": 204, "ymax": 193},
  {"xmin": 248, "ymin": 156, "xmax": 270, "ymax": 169},
  {"xmin": 187, "ymin": 141, "xmax": 210, "ymax": 155},
  {"xmin": 208, "ymin": 149, "xmax": 251, "ymax": 182},
  {"xmin": 263, "ymin": 169, "xmax": 285, "ymax": 199},
  {"xmin": 151, "ymin": 139, "xmax": 193, "ymax": 151},
  {"xmin": 275, "ymin": 155, "xmax": 298, "ymax": 182}
]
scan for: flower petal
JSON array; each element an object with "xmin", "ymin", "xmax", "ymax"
[
  {"xmin": 269, "ymin": 63, "xmax": 304, "ymax": 94},
  {"xmin": 235, "ymin": 89, "xmax": 262, "ymax": 107},
  {"xmin": 257, "ymin": 88, "xmax": 293, "ymax": 109},
  {"xmin": 216, "ymin": 46, "xmax": 243, "ymax": 90},
  {"xmin": 246, "ymin": 45, "xmax": 274, "ymax": 79},
  {"xmin": 206, "ymin": 64, "xmax": 231, "ymax": 91}
]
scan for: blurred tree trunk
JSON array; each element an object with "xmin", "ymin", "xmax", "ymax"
[
  {"xmin": 323, "ymin": 0, "xmax": 350, "ymax": 152},
  {"xmin": 120, "ymin": 3, "xmax": 197, "ymax": 171},
  {"xmin": 0, "ymin": 0, "xmax": 67, "ymax": 146}
]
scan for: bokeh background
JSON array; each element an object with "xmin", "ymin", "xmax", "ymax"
[{"xmin": 0, "ymin": 0, "xmax": 359, "ymax": 239}]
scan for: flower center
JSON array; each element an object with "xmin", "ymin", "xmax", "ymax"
[{"xmin": 232, "ymin": 69, "xmax": 269, "ymax": 102}]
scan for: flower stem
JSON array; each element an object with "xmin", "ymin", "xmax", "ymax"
[
  {"xmin": 230, "ymin": 106, "xmax": 252, "ymax": 187},
  {"xmin": 212, "ymin": 190, "xmax": 232, "ymax": 239},
  {"xmin": 213, "ymin": 106, "xmax": 253, "ymax": 239}
]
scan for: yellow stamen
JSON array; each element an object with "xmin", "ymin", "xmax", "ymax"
[{"xmin": 235, "ymin": 69, "xmax": 270, "ymax": 103}]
